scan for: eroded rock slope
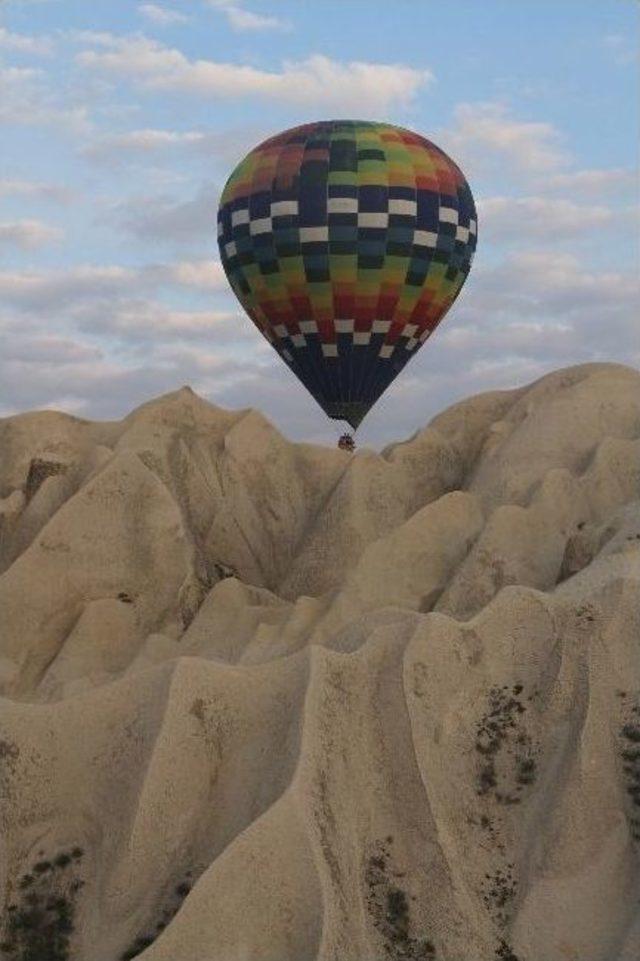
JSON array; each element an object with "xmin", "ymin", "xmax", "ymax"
[{"xmin": 0, "ymin": 362, "xmax": 639, "ymax": 961}]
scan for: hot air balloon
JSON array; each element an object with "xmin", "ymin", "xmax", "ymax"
[{"xmin": 217, "ymin": 120, "xmax": 477, "ymax": 448}]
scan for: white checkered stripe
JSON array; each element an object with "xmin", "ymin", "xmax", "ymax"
[
  {"xmin": 375, "ymin": 321, "xmax": 431, "ymax": 357},
  {"xmin": 271, "ymin": 200, "xmax": 298, "ymax": 218},
  {"xmin": 250, "ymin": 217, "xmax": 272, "ymax": 236},
  {"xmin": 221, "ymin": 193, "xmax": 477, "ymax": 257},
  {"xmin": 328, "ymin": 197, "xmax": 358, "ymax": 214},
  {"xmin": 227, "ymin": 200, "xmax": 300, "ymax": 244},
  {"xmin": 413, "ymin": 229, "xmax": 438, "ymax": 248},
  {"xmin": 300, "ymin": 226, "xmax": 328, "ymax": 243},
  {"xmin": 372, "ymin": 320, "xmax": 391, "ymax": 334},
  {"xmin": 358, "ymin": 212, "xmax": 388, "ymax": 228},
  {"xmin": 221, "ymin": 195, "xmax": 477, "ymax": 268},
  {"xmin": 231, "ymin": 208, "xmax": 249, "ymax": 227},
  {"xmin": 266, "ymin": 317, "xmax": 428, "ymax": 358},
  {"xmin": 439, "ymin": 205, "xmax": 459, "ymax": 225},
  {"xmin": 388, "ymin": 198, "xmax": 417, "ymax": 217},
  {"xmin": 299, "ymin": 320, "xmax": 318, "ymax": 334},
  {"xmin": 401, "ymin": 324, "xmax": 418, "ymax": 338},
  {"xmin": 272, "ymin": 323, "xmax": 308, "ymax": 349},
  {"xmin": 406, "ymin": 325, "xmax": 431, "ymax": 351},
  {"xmin": 335, "ymin": 319, "xmax": 354, "ymax": 334}
]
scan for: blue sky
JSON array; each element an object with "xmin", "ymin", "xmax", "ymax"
[{"xmin": 1, "ymin": 0, "xmax": 638, "ymax": 446}]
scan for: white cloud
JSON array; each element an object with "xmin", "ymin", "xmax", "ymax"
[
  {"xmin": 0, "ymin": 63, "xmax": 90, "ymax": 130},
  {"xmin": 0, "ymin": 219, "xmax": 63, "ymax": 249},
  {"xmin": 440, "ymin": 320, "xmax": 575, "ymax": 355},
  {"xmin": 0, "ymin": 258, "xmax": 227, "ymax": 310},
  {"xmin": 76, "ymin": 34, "xmax": 433, "ymax": 114},
  {"xmin": 0, "ymin": 349, "xmax": 186, "ymax": 419},
  {"xmin": 205, "ymin": 0, "xmax": 290, "ymax": 32},
  {"xmin": 84, "ymin": 127, "xmax": 206, "ymax": 159},
  {"xmin": 478, "ymin": 196, "xmax": 613, "ymax": 241},
  {"xmin": 463, "ymin": 250, "xmax": 639, "ymax": 322},
  {"xmin": 108, "ymin": 182, "xmax": 220, "ymax": 245},
  {"xmin": 0, "ymin": 178, "xmax": 74, "ymax": 203},
  {"xmin": 153, "ymin": 258, "xmax": 226, "ymax": 290},
  {"xmin": 0, "ymin": 63, "xmax": 40, "ymax": 85},
  {"xmin": 224, "ymin": 6, "xmax": 290, "ymax": 32},
  {"xmin": 0, "ymin": 26, "xmax": 52, "ymax": 55},
  {"xmin": 4, "ymin": 334, "xmax": 102, "ymax": 364},
  {"xmin": 538, "ymin": 167, "xmax": 638, "ymax": 195},
  {"xmin": 67, "ymin": 30, "xmax": 123, "ymax": 47},
  {"xmin": 0, "ymin": 301, "xmax": 262, "ymax": 423},
  {"xmin": 138, "ymin": 3, "xmax": 189, "ymax": 25},
  {"xmin": 441, "ymin": 101, "xmax": 569, "ymax": 178},
  {"xmin": 37, "ymin": 394, "xmax": 90, "ymax": 414},
  {"xmin": 82, "ymin": 124, "xmax": 263, "ymax": 171},
  {"xmin": 0, "ymin": 255, "xmax": 251, "ymax": 423},
  {"xmin": 0, "ymin": 265, "xmax": 137, "ymax": 308},
  {"xmin": 0, "ymin": 342, "xmax": 267, "ymax": 422},
  {"xmin": 83, "ymin": 302, "xmax": 243, "ymax": 341}
]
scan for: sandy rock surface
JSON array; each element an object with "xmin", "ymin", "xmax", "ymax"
[{"xmin": 0, "ymin": 362, "xmax": 639, "ymax": 961}]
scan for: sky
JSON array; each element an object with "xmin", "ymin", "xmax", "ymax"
[{"xmin": 1, "ymin": 0, "xmax": 638, "ymax": 448}]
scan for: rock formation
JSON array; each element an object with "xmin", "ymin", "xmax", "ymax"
[{"xmin": 0, "ymin": 362, "xmax": 638, "ymax": 961}]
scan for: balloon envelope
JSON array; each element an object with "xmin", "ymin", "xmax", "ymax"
[{"xmin": 217, "ymin": 120, "xmax": 477, "ymax": 429}]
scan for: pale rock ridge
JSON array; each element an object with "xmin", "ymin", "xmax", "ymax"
[{"xmin": 0, "ymin": 362, "xmax": 638, "ymax": 961}]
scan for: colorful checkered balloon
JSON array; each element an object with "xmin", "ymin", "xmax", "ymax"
[{"xmin": 217, "ymin": 120, "xmax": 477, "ymax": 429}]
